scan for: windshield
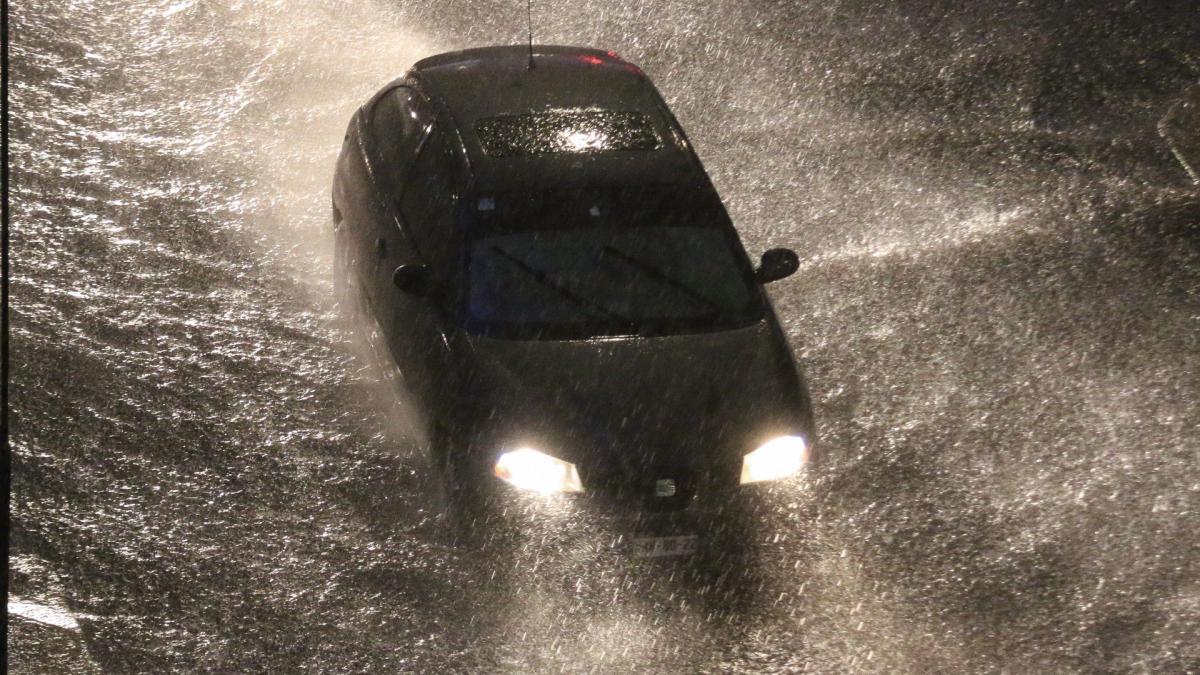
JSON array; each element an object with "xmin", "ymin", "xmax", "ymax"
[{"xmin": 462, "ymin": 186, "xmax": 764, "ymax": 340}]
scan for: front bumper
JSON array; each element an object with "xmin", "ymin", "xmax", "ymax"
[{"xmin": 475, "ymin": 478, "xmax": 775, "ymax": 560}]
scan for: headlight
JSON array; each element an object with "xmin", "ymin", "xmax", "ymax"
[
  {"xmin": 494, "ymin": 448, "xmax": 584, "ymax": 494},
  {"xmin": 740, "ymin": 435, "xmax": 809, "ymax": 484}
]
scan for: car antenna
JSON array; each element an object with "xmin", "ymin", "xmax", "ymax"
[{"xmin": 526, "ymin": 0, "xmax": 535, "ymax": 70}]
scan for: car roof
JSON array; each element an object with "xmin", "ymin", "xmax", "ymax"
[{"xmin": 408, "ymin": 45, "xmax": 702, "ymax": 192}]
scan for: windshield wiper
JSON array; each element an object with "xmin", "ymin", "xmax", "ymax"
[
  {"xmin": 489, "ymin": 245, "xmax": 635, "ymax": 323},
  {"xmin": 600, "ymin": 245, "xmax": 727, "ymax": 312}
]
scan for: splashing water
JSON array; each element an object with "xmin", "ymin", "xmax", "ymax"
[{"xmin": 10, "ymin": 0, "xmax": 1199, "ymax": 672}]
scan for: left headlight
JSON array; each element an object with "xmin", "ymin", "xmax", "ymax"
[
  {"xmin": 493, "ymin": 448, "xmax": 584, "ymax": 494},
  {"xmin": 740, "ymin": 435, "xmax": 809, "ymax": 484}
]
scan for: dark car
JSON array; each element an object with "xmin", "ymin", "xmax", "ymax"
[{"xmin": 332, "ymin": 45, "xmax": 815, "ymax": 557}]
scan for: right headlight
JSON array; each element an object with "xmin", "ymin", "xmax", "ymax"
[
  {"xmin": 493, "ymin": 447, "xmax": 584, "ymax": 494},
  {"xmin": 740, "ymin": 435, "xmax": 809, "ymax": 484}
]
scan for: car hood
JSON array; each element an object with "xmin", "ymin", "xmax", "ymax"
[{"xmin": 454, "ymin": 320, "xmax": 811, "ymax": 482}]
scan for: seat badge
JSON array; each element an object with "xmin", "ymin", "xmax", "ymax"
[{"xmin": 654, "ymin": 478, "xmax": 677, "ymax": 498}]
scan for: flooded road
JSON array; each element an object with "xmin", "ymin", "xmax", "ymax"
[{"xmin": 8, "ymin": 0, "xmax": 1199, "ymax": 672}]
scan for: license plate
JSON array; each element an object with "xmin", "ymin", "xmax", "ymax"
[{"xmin": 629, "ymin": 534, "xmax": 699, "ymax": 558}]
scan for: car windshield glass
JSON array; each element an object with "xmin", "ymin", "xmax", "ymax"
[{"xmin": 463, "ymin": 186, "xmax": 764, "ymax": 339}]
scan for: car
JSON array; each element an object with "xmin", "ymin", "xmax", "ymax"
[{"xmin": 332, "ymin": 45, "xmax": 815, "ymax": 557}]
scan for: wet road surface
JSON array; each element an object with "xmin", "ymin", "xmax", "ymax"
[{"xmin": 9, "ymin": 0, "xmax": 1199, "ymax": 672}]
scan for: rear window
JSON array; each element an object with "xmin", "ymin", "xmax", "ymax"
[{"xmin": 475, "ymin": 111, "xmax": 661, "ymax": 157}]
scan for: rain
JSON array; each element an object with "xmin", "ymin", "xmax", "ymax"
[{"xmin": 7, "ymin": 0, "xmax": 1199, "ymax": 672}]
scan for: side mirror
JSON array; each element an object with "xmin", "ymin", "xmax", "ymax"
[
  {"xmin": 392, "ymin": 264, "xmax": 433, "ymax": 296},
  {"xmin": 755, "ymin": 248, "xmax": 800, "ymax": 284}
]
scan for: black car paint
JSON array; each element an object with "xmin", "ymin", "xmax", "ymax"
[{"xmin": 332, "ymin": 45, "xmax": 815, "ymax": 514}]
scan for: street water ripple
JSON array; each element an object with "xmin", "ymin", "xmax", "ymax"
[{"xmin": 9, "ymin": 0, "xmax": 1199, "ymax": 672}]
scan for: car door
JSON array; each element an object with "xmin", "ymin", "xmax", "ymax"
[
  {"xmin": 332, "ymin": 111, "xmax": 378, "ymax": 296},
  {"xmin": 388, "ymin": 118, "xmax": 464, "ymax": 423},
  {"xmin": 363, "ymin": 87, "xmax": 460, "ymax": 421},
  {"xmin": 364, "ymin": 85, "xmax": 433, "ymax": 310}
]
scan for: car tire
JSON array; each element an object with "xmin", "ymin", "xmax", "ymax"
[
  {"xmin": 332, "ymin": 225, "xmax": 362, "ymax": 325},
  {"xmin": 430, "ymin": 427, "xmax": 518, "ymax": 552}
]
